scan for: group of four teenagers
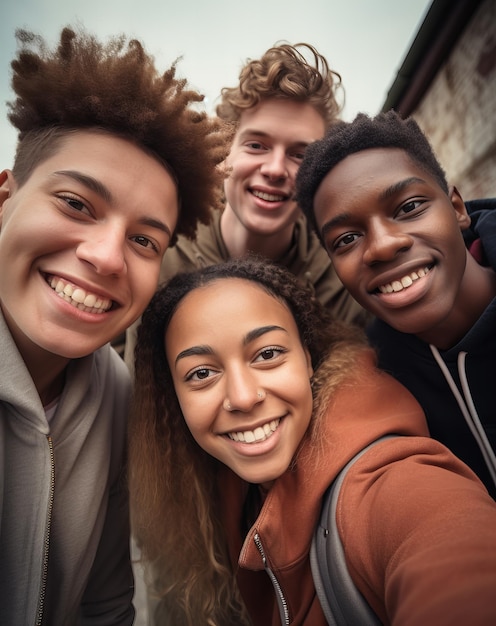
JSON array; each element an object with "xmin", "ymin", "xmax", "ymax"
[{"xmin": 0, "ymin": 23, "xmax": 495, "ymax": 626}]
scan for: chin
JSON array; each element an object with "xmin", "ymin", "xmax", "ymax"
[{"xmin": 41, "ymin": 337, "xmax": 105, "ymax": 360}]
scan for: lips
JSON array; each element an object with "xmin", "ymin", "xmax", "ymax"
[
  {"xmin": 375, "ymin": 265, "xmax": 432, "ymax": 294},
  {"xmin": 46, "ymin": 274, "xmax": 113, "ymax": 313}
]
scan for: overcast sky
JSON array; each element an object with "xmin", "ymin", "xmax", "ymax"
[{"xmin": 1, "ymin": 0, "xmax": 431, "ymax": 165}]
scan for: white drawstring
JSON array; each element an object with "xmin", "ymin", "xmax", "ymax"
[{"xmin": 429, "ymin": 345, "xmax": 496, "ymax": 488}]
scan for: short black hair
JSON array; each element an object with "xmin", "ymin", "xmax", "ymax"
[{"xmin": 296, "ymin": 110, "xmax": 448, "ymax": 233}]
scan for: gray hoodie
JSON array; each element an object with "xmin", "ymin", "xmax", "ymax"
[{"xmin": 0, "ymin": 310, "xmax": 134, "ymax": 625}]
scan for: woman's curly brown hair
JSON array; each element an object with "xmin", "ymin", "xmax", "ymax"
[
  {"xmin": 216, "ymin": 42, "xmax": 343, "ymax": 129},
  {"xmin": 7, "ymin": 26, "xmax": 231, "ymax": 240}
]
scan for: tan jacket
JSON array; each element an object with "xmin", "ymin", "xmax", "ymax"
[{"xmin": 124, "ymin": 210, "xmax": 369, "ymax": 370}]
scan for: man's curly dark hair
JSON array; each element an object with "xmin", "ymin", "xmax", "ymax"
[
  {"xmin": 296, "ymin": 110, "xmax": 448, "ymax": 234},
  {"xmin": 7, "ymin": 26, "xmax": 231, "ymax": 241}
]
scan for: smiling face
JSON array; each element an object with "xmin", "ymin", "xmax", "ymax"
[
  {"xmin": 0, "ymin": 129, "xmax": 178, "ymax": 365},
  {"xmin": 313, "ymin": 148, "xmax": 473, "ymax": 343},
  {"xmin": 165, "ymin": 278, "xmax": 314, "ymax": 490},
  {"xmin": 223, "ymin": 98, "xmax": 325, "ymax": 239}
]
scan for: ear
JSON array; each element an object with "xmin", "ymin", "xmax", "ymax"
[
  {"xmin": 449, "ymin": 186, "xmax": 471, "ymax": 231},
  {"xmin": 0, "ymin": 170, "xmax": 16, "ymax": 227}
]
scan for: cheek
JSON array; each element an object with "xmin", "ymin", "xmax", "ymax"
[
  {"xmin": 130, "ymin": 263, "xmax": 162, "ymax": 306},
  {"xmin": 288, "ymin": 163, "xmax": 300, "ymax": 184},
  {"xmin": 301, "ymin": 385, "xmax": 314, "ymax": 429},
  {"xmin": 228, "ymin": 153, "xmax": 254, "ymax": 181},
  {"xmin": 329, "ymin": 254, "xmax": 361, "ymax": 296},
  {"xmin": 176, "ymin": 390, "xmax": 215, "ymax": 437},
  {"xmin": 289, "ymin": 375, "xmax": 314, "ymax": 422}
]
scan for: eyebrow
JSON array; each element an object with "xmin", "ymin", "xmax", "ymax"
[
  {"xmin": 378, "ymin": 176, "xmax": 426, "ymax": 201},
  {"xmin": 238, "ymin": 129, "xmax": 271, "ymax": 141},
  {"xmin": 238, "ymin": 129, "xmax": 310, "ymax": 148},
  {"xmin": 175, "ymin": 345, "xmax": 214, "ymax": 364},
  {"xmin": 320, "ymin": 176, "xmax": 427, "ymax": 238},
  {"xmin": 52, "ymin": 170, "xmax": 172, "ymax": 237},
  {"xmin": 53, "ymin": 170, "xmax": 113, "ymax": 203},
  {"xmin": 174, "ymin": 325, "xmax": 287, "ymax": 365},
  {"xmin": 244, "ymin": 325, "xmax": 286, "ymax": 344}
]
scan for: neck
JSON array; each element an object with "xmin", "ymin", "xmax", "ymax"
[
  {"xmin": 27, "ymin": 349, "xmax": 68, "ymax": 407},
  {"xmin": 419, "ymin": 254, "xmax": 496, "ymax": 349},
  {"xmin": 1, "ymin": 305, "xmax": 69, "ymax": 406},
  {"xmin": 220, "ymin": 206, "xmax": 295, "ymax": 260}
]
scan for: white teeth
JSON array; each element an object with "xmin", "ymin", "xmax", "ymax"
[
  {"xmin": 378, "ymin": 266, "xmax": 431, "ymax": 294},
  {"xmin": 252, "ymin": 190, "xmax": 285, "ymax": 202},
  {"xmin": 254, "ymin": 427, "xmax": 265, "ymax": 440},
  {"xmin": 48, "ymin": 276, "xmax": 112, "ymax": 313},
  {"xmin": 227, "ymin": 419, "xmax": 280, "ymax": 444},
  {"xmin": 72, "ymin": 288, "xmax": 86, "ymax": 304},
  {"xmin": 84, "ymin": 294, "xmax": 97, "ymax": 307}
]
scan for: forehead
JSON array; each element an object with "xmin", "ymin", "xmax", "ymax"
[
  {"xmin": 314, "ymin": 148, "xmax": 441, "ymax": 214},
  {"xmin": 26, "ymin": 129, "xmax": 178, "ymax": 199},
  {"xmin": 167, "ymin": 278, "xmax": 298, "ymax": 345},
  {"xmin": 235, "ymin": 99, "xmax": 325, "ymax": 143},
  {"xmin": 45, "ymin": 130, "xmax": 166, "ymax": 171}
]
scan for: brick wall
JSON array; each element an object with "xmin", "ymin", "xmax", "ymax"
[{"xmin": 413, "ymin": 0, "xmax": 496, "ymax": 199}]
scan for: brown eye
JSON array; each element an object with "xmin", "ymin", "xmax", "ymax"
[{"xmin": 260, "ymin": 349, "xmax": 276, "ymax": 360}]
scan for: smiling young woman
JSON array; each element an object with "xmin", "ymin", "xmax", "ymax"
[{"xmin": 129, "ymin": 256, "xmax": 496, "ymax": 626}]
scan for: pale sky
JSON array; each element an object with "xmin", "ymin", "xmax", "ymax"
[{"xmin": 0, "ymin": 0, "xmax": 431, "ymax": 165}]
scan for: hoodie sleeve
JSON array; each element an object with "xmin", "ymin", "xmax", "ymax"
[{"xmin": 338, "ymin": 435, "xmax": 496, "ymax": 626}]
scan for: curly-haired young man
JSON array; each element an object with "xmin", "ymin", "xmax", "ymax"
[
  {"xmin": 297, "ymin": 110, "xmax": 496, "ymax": 500},
  {"xmin": 0, "ymin": 26, "xmax": 228, "ymax": 624},
  {"xmin": 124, "ymin": 42, "xmax": 370, "ymax": 369}
]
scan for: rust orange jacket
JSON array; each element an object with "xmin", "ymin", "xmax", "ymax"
[{"xmin": 218, "ymin": 349, "xmax": 496, "ymax": 625}]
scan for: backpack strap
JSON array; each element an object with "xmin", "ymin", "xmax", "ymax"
[{"xmin": 310, "ymin": 435, "xmax": 398, "ymax": 625}]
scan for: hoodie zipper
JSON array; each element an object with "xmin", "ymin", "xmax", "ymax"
[
  {"xmin": 35, "ymin": 435, "xmax": 55, "ymax": 626},
  {"xmin": 254, "ymin": 532, "xmax": 290, "ymax": 625}
]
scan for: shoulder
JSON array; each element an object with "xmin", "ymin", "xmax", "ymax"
[
  {"xmin": 159, "ymin": 211, "xmax": 224, "ymax": 283},
  {"xmin": 90, "ymin": 344, "xmax": 132, "ymax": 405},
  {"xmin": 292, "ymin": 214, "xmax": 332, "ymax": 267},
  {"xmin": 464, "ymin": 198, "xmax": 496, "ymax": 270},
  {"xmin": 312, "ymin": 347, "xmax": 430, "ymax": 448}
]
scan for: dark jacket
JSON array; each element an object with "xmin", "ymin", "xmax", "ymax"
[{"xmin": 368, "ymin": 198, "xmax": 496, "ymax": 499}]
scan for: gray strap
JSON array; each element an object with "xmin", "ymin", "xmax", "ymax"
[{"xmin": 310, "ymin": 436, "xmax": 397, "ymax": 625}]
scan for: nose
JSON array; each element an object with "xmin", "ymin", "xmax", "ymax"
[
  {"xmin": 76, "ymin": 225, "xmax": 127, "ymax": 276},
  {"xmin": 259, "ymin": 148, "xmax": 288, "ymax": 181},
  {"xmin": 362, "ymin": 218, "xmax": 413, "ymax": 265},
  {"xmin": 223, "ymin": 367, "xmax": 265, "ymax": 413}
]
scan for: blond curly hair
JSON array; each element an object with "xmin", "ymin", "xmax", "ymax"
[{"xmin": 216, "ymin": 42, "xmax": 343, "ymax": 128}]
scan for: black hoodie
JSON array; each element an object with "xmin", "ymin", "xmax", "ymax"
[{"xmin": 368, "ymin": 199, "xmax": 496, "ymax": 499}]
